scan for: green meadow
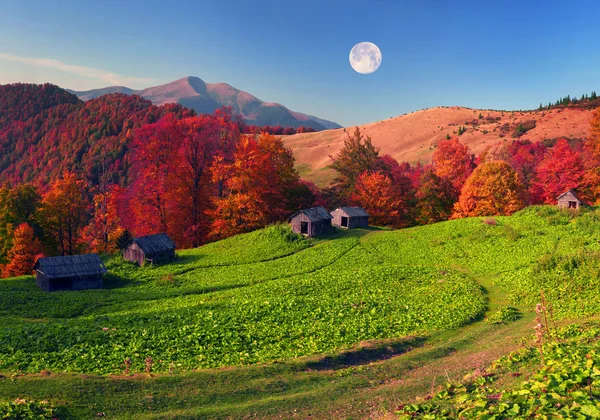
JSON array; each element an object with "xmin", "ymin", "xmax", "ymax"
[{"xmin": 3, "ymin": 206, "xmax": 600, "ymax": 418}]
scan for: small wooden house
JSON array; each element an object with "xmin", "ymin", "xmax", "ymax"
[
  {"xmin": 123, "ymin": 233, "xmax": 176, "ymax": 266},
  {"xmin": 331, "ymin": 206, "xmax": 369, "ymax": 229},
  {"xmin": 34, "ymin": 254, "xmax": 107, "ymax": 292},
  {"xmin": 288, "ymin": 206, "xmax": 333, "ymax": 237},
  {"xmin": 557, "ymin": 189, "xmax": 584, "ymax": 210}
]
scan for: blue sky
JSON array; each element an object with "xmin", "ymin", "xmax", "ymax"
[{"xmin": 1, "ymin": 0, "xmax": 599, "ymax": 126}]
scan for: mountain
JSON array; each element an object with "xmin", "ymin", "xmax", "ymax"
[
  {"xmin": 70, "ymin": 76, "xmax": 341, "ymax": 131},
  {"xmin": 0, "ymin": 83, "xmax": 195, "ymax": 187},
  {"xmin": 66, "ymin": 86, "xmax": 134, "ymax": 100},
  {"xmin": 283, "ymin": 105, "xmax": 597, "ymax": 186}
]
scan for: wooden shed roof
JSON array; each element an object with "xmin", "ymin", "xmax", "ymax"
[
  {"xmin": 288, "ymin": 206, "xmax": 333, "ymax": 222},
  {"xmin": 129, "ymin": 233, "xmax": 175, "ymax": 255},
  {"xmin": 34, "ymin": 254, "xmax": 107, "ymax": 279},
  {"xmin": 332, "ymin": 206, "xmax": 369, "ymax": 217},
  {"xmin": 557, "ymin": 189, "xmax": 584, "ymax": 202}
]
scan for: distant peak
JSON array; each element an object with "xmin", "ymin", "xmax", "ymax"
[
  {"xmin": 186, "ymin": 76, "xmax": 206, "ymax": 94},
  {"xmin": 182, "ymin": 76, "xmax": 204, "ymax": 83}
]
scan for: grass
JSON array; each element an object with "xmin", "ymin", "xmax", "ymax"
[
  {"xmin": 2, "ymin": 206, "xmax": 600, "ymax": 418},
  {"xmin": 0, "ymin": 226, "xmax": 485, "ymax": 375}
]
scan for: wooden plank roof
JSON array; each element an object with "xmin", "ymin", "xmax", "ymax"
[
  {"xmin": 34, "ymin": 254, "xmax": 107, "ymax": 279},
  {"xmin": 557, "ymin": 189, "xmax": 583, "ymax": 202},
  {"xmin": 130, "ymin": 233, "xmax": 175, "ymax": 255},
  {"xmin": 332, "ymin": 206, "xmax": 369, "ymax": 217},
  {"xmin": 288, "ymin": 206, "xmax": 333, "ymax": 222}
]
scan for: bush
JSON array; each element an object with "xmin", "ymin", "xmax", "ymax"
[
  {"xmin": 502, "ymin": 224, "xmax": 519, "ymax": 241},
  {"xmin": 0, "ymin": 399, "xmax": 66, "ymax": 419},
  {"xmin": 482, "ymin": 217, "xmax": 497, "ymax": 226},
  {"xmin": 486, "ymin": 306, "xmax": 520, "ymax": 324},
  {"xmin": 512, "ymin": 120, "xmax": 536, "ymax": 138}
]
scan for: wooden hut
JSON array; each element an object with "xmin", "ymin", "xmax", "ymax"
[
  {"xmin": 123, "ymin": 233, "xmax": 176, "ymax": 266},
  {"xmin": 331, "ymin": 206, "xmax": 369, "ymax": 229},
  {"xmin": 557, "ymin": 189, "xmax": 584, "ymax": 210},
  {"xmin": 34, "ymin": 254, "xmax": 107, "ymax": 292},
  {"xmin": 288, "ymin": 207, "xmax": 333, "ymax": 238}
]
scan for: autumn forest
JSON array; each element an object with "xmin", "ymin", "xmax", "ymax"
[{"xmin": 1, "ymin": 82, "xmax": 600, "ymax": 278}]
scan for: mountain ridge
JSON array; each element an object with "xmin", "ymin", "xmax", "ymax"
[
  {"xmin": 283, "ymin": 105, "xmax": 597, "ymax": 186},
  {"xmin": 70, "ymin": 76, "xmax": 341, "ymax": 130}
]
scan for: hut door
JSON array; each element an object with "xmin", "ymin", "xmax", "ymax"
[
  {"xmin": 51, "ymin": 277, "xmax": 73, "ymax": 291},
  {"xmin": 341, "ymin": 216, "xmax": 348, "ymax": 228},
  {"xmin": 568, "ymin": 201, "xmax": 577, "ymax": 209},
  {"xmin": 300, "ymin": 221, "xmax": 309, "ymax": 235}
]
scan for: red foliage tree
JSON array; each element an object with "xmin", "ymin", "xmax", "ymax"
[
  {"xmin": 487, "ymin": 140, "xmax": 547, "ymax": 201},
  {"xmin": 175, "ymin": 116, "xmax": 221, "ymax": 246},
  {"xmin": 529, "ymin": 139, "xmax": 585, "ymax": 204},
  {"xmin": 433, "ymin": 137, "xmax": 474, "ymax": 196},
  {"xmin": 128, "ymin": 114, "xmax": 181, "ymax": 237}
]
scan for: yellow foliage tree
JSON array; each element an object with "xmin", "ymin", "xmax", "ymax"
[{"xmin": 453, "ymin": 160, "xmax": 525, "ymax": 218}]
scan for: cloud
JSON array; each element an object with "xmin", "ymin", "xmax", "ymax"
[{"xmin": 0, "ymin": 53, "xmax": 154, "ymax": 87}]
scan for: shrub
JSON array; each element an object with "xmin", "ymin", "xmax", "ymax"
[
  {"xmin": 482, "ymin": 217, "xmax": 497, "ymax": 226},
  {"xmin": 512, "ymin": 120, "xmax": 536, "ymax": 138},
  {"xmin": 486, "ymin": 306, "xmax": 520, "ymax": 324},
  {"xmin": 0, "ymin": 399, "xmax": 65, "ymax": 419},
  {"xmin": 502, "ymin": 224, "xmax": 519, "ymax": 241}
]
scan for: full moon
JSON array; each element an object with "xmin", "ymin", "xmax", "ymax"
[{"xmin": 349, "ymin": 42, "xmax": 382, "ymax": 74}]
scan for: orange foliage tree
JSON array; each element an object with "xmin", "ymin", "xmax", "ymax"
[
  {"xmin": 433, "ymin": 137, "xmax": 474, "ymax": 196},
  {"xmin": 0, "ymin": 183, "xmax": 41, "ymax": 264},
  {"xmin": 583, "ymin": 108, "xmax": 600, "ymax": 202},
  {"xmin": 3, "ymin": 223, "xmax": 43, "ymax": 278},
  {"xmin": 257, "ymin": 132, "xmax": 303, "ymax": 219},
  {"xmin": 209, "ymin": 136, "xmax": 282, "ymax": 238},
  {"xmin": 351, "ymin": 171, "xmax": 410, "ymax": 228},
  {"xmin": 38, "ymin": 172, "xmax": 88, "ymax": 255},
  {"xmin": 83, "ymin": 185, "xmax": 125, "ymax": 254},
  {"xmin": 453, "ymin": 160, "xmax": 525, "ymax": 218}
]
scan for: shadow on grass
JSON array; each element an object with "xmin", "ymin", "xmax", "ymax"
[
  {"xmin": 103, "ymin": 273, "xmax": 133, "ymax": 289},
  {"xmin": 304, "ymin": 336, "xmax": 427, "ymax": 371},
  {"xmin": 171, "ymin": 254, "xmax": 204, "ymax": 265}
]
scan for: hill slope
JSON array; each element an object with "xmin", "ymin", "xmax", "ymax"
[
  {"xmin": 2, "ymin": 207, "xmax": 600, "ymax": 417},
  {"xmin": 284, "ymin": 106, "xmax": 596, "ymax": 186},
  {"xmin": 0, "ymin": 84, "xmax": 195, "ymax": 186},
  {"xmin": 70, "ymin": 76, "xmax": 342, "ymax": 130}
]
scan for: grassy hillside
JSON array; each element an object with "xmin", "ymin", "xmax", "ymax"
[
  {"xmin": 365, "ymin": 206, "xmax": 600, "ymax": 319},
  {"xmin": 0, "ymin": 225, "xmax": 485, "ymax": 375},
  {"xmin": 398, "ymin": 321, "xmax": 600, "ymax": 418},
  {"xmin": 2, "ymin": 207, "xmax": 600, "ymax": 418},
  {"xmin": 283, "ymin": 106, "xmax": 595, "ymax": 186}
]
